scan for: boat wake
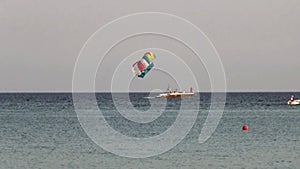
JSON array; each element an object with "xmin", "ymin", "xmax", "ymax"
[{"xmin": 143, "ymin": 96, "xmax": 156, "ymax": 99}]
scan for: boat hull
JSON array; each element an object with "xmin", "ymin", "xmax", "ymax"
[
  {"xmin": 287, "ymin": 100, "xmax": 300, "ymax": 105},
  {"xmin": 157, "ymin": 93, "xmax": 194, "ymax": 98}
]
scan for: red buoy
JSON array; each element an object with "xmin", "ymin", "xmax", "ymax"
[{"xmin": 242, "ymin": 125, "xmax": 249, "ymax": 131}]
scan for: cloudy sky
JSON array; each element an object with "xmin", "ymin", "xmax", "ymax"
[{"xmin": 1, "ymin": 0, "xmax": 299, "ymax": 92}]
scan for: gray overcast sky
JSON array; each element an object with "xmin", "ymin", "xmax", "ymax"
[{"xmin": 0, "ymin": 0, "xmax": 299, "ymax": 92}]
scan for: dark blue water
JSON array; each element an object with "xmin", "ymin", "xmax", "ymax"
[{"xmin": 0, "ymin": 93, "xmax": 299, "ymax": 168}]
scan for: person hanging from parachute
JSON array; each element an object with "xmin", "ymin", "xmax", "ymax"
[{"xmin": 132, "ymin": 52, "xmax": 156, "ymax": 78}]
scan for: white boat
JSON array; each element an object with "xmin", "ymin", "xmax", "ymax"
[
  {"xmin": 156, "ymin": 86, "xmax": 195, "ymax": 98},
  {"xmin": 287, "ymin": 95, "xmax": 300, "ymax": 105},
  {"xmin": 287, "ymin": 100, "xmax": 300, "ymax": 105}
]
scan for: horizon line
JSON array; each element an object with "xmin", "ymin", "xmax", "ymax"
[{"xmin": 0, "ymin": 90, "xmax": 300, "ymax": 93}]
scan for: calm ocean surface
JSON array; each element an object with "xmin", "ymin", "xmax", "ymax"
[{"xmin": 0, "ymin": 93, "xmax": 299, "ymax": 169}]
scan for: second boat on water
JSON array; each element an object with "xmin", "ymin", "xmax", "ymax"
[{"xmin": 287, "ymin": 95, "xmax": 300, "ymax": 105}]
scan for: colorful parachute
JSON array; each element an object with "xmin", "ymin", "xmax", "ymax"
[{"xmin": 132, "ymin": 52, "xmax": 156, "ymax": 78}]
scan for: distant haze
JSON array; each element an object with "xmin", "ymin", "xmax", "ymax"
[{"xmin": 1, "ymin": 0, "xmax": 299, "ymax": 92}]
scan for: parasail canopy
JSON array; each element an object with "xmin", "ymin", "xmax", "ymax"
[{"xmin": 132, "ymin": 52, "xmax": 156, "ymax": 78}]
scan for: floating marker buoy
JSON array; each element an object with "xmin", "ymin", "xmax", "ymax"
[{"xmin": 242, "ymin": 125, "xmax": 249, "ymax": 131}]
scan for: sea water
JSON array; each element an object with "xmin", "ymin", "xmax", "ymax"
[{"xmin": 0, "ymin": 93, "xmax": 299, "ymax": 169}]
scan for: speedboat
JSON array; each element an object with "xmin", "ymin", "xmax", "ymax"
[
  {"xmin": 287, "ymin": 95, "xmax": 300, "ymax": 105},
  {"xmin": 156, "ymin": 86, "xmax": 195, "ymax": 98},
  {"xmin": 287, "ymin": 99, "xmax": 300, "ymax": 105}
]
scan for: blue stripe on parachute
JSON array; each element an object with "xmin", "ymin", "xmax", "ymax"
[{"xmin": 142, "ymin": 55, "xmax": 151, "ymax": 64}]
